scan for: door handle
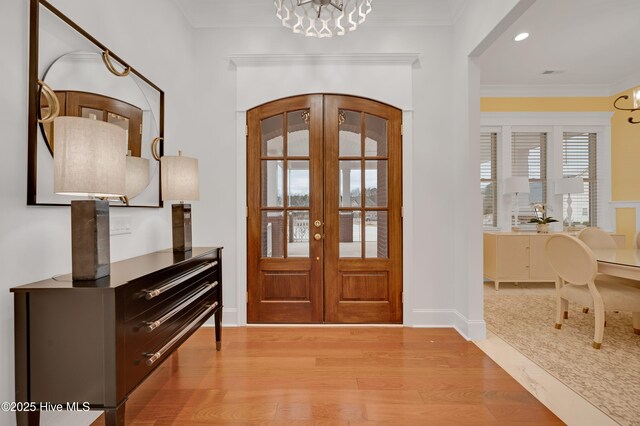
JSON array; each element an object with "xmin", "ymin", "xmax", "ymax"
[{"xmin": 314, "ymin": 233, "xmax": 322, "ymax": 241}]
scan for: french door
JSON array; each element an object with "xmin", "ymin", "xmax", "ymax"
[{"xmin": 247, "ymin": 94, "xmax": 402, "ymax": 323}]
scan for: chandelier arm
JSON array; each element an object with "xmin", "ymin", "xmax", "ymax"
[
  {"xmin": 317, "ymin": 5, "xmax": 322, "ymax": 18},
  {"xmin": 613, "ymin": 95, "xmax": 638, "ymax": 112},
  {"xmin": 629, "ymin": 116, "xmax": 640, "ymax": 125}
]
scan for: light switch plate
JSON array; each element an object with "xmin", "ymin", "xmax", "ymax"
[{"xmin": 110, "ymin": 215, "xmax": 132, "ymax": 236}]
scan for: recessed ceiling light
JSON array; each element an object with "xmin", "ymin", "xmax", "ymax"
[{"xmin": 514, "ymin": 32, "xmax": 529, "ymax": 42}]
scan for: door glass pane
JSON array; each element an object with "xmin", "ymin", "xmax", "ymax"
[
  {"xmin": 339, "ymin": 211, "xmax": 362, "ymax": 258},
  {"xmin": 365, "ymin": 211, "xmax": 388, "ymax": 258},
  {"xmin": 339, "ymin": 160, "xmax": 361, "ymax": 207},
  {"xmin": 261, "ymin": 114, "xmax": 283, "ymax": 157},
  {"xmin": 365, "ymin": 114, "xmax": 387, "ymax": 157},
  {"xmin": 288, "ymin": 160, "xmax": 309, "ymax": 207},
  {"xmin": 287, "ymin": 110, "xmax": 309, "ymax": 157},
  {"xmin": 339, "ymin": 110, "xmax": 361, "ymax": 157},
  {"xmin": 262, "ymin": 211, "xmax": 284, "ymax": 258},
  {"xmin": 287, "ymin": 211, "xmax": 310, "ymax": 257},
  {"xmin": 81, "ymin": 107, "xmax": 104, "ymax": 121},
  {"xmin": 365, "ymin": 160, "xmax": 388, "ymax": 207},
  {"xmin": 261, "ymin": 160, "xmax": 283, "ymax": 207}
]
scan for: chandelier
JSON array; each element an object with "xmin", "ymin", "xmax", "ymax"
[
  {"xmin": 275, "ymin": 0, "xmax": 373, "ymax": 38},
  {"xmin": 613, "ymin": 88, "xmax": 640, "ymax": 124}
]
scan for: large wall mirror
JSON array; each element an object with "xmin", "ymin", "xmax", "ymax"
[{"xmin": 28, "ymin": 0, "xmax": 164, "ymax": 207}]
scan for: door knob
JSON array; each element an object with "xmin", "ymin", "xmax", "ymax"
[{"xmin": 314, "ymin": 233, "xmax": 322, "ymax": 241}]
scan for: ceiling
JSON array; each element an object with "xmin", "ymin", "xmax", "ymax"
[
  {"xmin": 478, "ymin": 0, "xmax": 640, "ymax": 95},
  {"xmin": 173, "ymin": 0, "xmax": 469, "ymax": 28}
]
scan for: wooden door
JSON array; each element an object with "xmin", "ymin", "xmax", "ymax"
[
  {"xmin": 323, "ymin": 95, "xmax": 403, "ymax": 323},
  {"xmin": 247, "ymin": 95, "xmax": 324, "ymax": 322},
  {"xmin": 247, "ymin": 94, "xmax": 402, "ymax": 323}
]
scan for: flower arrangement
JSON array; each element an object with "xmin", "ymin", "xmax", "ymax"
[{"xmin": 528, "ymin": 203, "xmax": 558, "ymax": 226}]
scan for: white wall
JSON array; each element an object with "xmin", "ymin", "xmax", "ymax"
[
  {"xmin": 451, "ymin": 0, "xmax": 534, "ymax": 336},
  {"xmin": 0, "ymin": 0, "xmax": 197, "ymax": 424}
]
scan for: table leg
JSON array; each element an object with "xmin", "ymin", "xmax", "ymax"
[
  {"xmin": 215, "ymin": 308, "xmax": 222, "ymax": 351},
  {"xmin": 16, "ymin": 410, "xmax": 40, "ymax": 426},
  {"xmin": 105, "ymin": 400, "xmax": 126, "ymax": 426}
]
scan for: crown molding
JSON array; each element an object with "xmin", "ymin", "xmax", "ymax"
[
  {"xmin": 230, "ymin": 53, "xmax": 420, "ymax": 67},
  {"xmin": 480, "ymin": 84, "xmax": 612, "ymax": 98},
  {"xmin": 480, "ymin": 111, "xmax": 614, "ymax": 127}
]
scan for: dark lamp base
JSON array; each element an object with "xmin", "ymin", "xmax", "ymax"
[
  {"xmin": 172, "ymin": 204, "xmax": 192, "ymax": 252},
  {"xmin": 71, "ymin": 199, "xmax": 110, "ymax": 281}
]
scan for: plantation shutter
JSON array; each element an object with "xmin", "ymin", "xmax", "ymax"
[
  {"xmin": 562, "ymin": 132, "xmax": 597, "ymax": 226},
  {"xmin": 480, "ymin": 132, "xmax": 498, "ymax": 228},
  {"xmin": 511, "ymin": 132, "xmax": 547, "ymax": 224}
]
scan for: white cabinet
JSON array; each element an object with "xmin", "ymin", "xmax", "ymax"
[{"xmin": 483, "ymin": 232, "xmax": 556, "ymax": 290}]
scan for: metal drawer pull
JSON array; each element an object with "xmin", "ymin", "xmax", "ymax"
[
  {"xmin": 144, "ymin": 261, "xmax": 217, "ymax": 300},
  {"xmin": 144, "ymin": 281, "xmax": 218, "ymax": 332},
  {"xmin": 145, "ymin": 301, "xmax": 218, "ymax": 366}
]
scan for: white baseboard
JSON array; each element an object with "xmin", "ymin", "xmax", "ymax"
[
  {"xmin": 411, "ymin": 309, "xmax": 486, "ymax": 341},
  {"xmin": 201, "ymin": 307, "xmax": 487, "ymax": 340},
  {"xmin": 201, "ymin": 308, "xmax": 239, "ymax": 327}
]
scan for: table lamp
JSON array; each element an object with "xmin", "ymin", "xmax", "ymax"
[
  {"xmin": 555, "ymin": 176, "xmax": 584, "ymax": 228},
  {"xmin": 503, "ymin": 176, "xmax": 530, "ymax": 231},
  {"xmin": 54, "ymin": 117, "xmax": 127, "ymax": 280},
  {"xmin": 161, "ymin": 151, "xmax": 199, "ymax": 252}
]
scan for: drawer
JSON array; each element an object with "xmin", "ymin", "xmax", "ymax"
[
  {"xmin": 124, "ymin": 296, "xmax": 219, "ymax": 392},
  {"xmin": 124, "ymin": 281, "xmax": 219, "ymax": 358},
  {"xmin": 125, "ymin": 260, "xmax": 219, "ymax": 322}
]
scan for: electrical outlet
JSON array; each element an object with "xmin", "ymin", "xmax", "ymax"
[{"xmin": 110, "ymin": 215, "xmax": 132, "ymax": 236}]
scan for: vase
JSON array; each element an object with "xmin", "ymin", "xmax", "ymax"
[{"xmin": 536, "ymin": 223, "xmax": 550, "ymax": 233}]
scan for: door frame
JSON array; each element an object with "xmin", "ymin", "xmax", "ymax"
[{"xmin": 235, "ymin": 96, "xmax": 415, "ymax": 326}]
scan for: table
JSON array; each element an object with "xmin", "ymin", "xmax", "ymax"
[{"xmin": 592, "ymin": 249, "xmax": 640, "ymax": 280}]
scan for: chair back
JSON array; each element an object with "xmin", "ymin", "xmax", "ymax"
[
  {"xmin": 577, "ymin": 227, "xmax": 617, "ymax": 250},
  {"xmin": 545, "ymin": 235, "xmax": 598, "ymax": 286}
]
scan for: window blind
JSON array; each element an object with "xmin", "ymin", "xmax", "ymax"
[
  {"xmin": 562, "ymin": 132, "xmax": 597, "ymax": 226},
  {"xmin": 480, "ymin": 132, "xmax": 497, "ymax": 228},
  {"xmin": 511, "ymin": 132, "xmax": 547, "ymax": 224}
]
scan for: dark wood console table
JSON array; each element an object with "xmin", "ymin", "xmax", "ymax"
[{"xmin": 11, "ymin": 247, "xmax": 223, "ymax": 426}]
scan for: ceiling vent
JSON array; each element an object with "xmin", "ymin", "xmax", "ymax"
[{"xmin": 541, "ymin": 70, "xmax": 565, "ymax": 75}]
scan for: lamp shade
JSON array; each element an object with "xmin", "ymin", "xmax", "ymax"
[
  {"xmin": 555, "ymin": 176, "xmax": 584, "ymax": 195},
  {"xmin": 125, "ymin": 156, "xmax": 150, "ymax": 199},
  {"xmin": 54, "ymin": 116, "xmax": 127, "ymax": 197},
  {"xmin": 503, "ymin": 176, "xmax": 530, "ymax": 194},
  {"xmin": 161, "ymin": 153, "xmax": 199, "ymax": 201}
]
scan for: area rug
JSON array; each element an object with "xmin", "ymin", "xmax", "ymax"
[{"xmin": 484, "ymin": 291, "xmax": 640, "ymax": 425}]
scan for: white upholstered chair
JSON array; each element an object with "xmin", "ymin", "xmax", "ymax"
[
  {"xmin": 578, "ymin": 227, "xmax": 640, "ymax": 287},
  {"xmin": 577, "ymin": 227, "xmax": 616, "ymax": 249},
  {"xmin": 545, "ymin": 234, "xmax": 640, "ymax": 349}
]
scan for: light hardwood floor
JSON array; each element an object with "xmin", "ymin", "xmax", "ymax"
[{"xmin": 92, "ymin": 327, "xmax": 562, "ymax": 425}]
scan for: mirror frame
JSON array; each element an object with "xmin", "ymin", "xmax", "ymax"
[{"xmin": 28, "ymin": 0, "xmax": 164, "ymax": 207}]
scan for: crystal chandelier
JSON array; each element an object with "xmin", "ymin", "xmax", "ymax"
[{"xmin": 275, "ymin": 0, "xmax": 373, "ymax": 38}]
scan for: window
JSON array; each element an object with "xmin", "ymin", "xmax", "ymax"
[
  {"xmin": 562, "ymin": 132, "xmax": 597, "ymax": 226},
  {"xmin": 511, "ymin": 132, "xmax": 547, "ymax": 223},
  {"xmin": 480, "ymin": 132, "xmax": 497, "ymax": 228}
]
